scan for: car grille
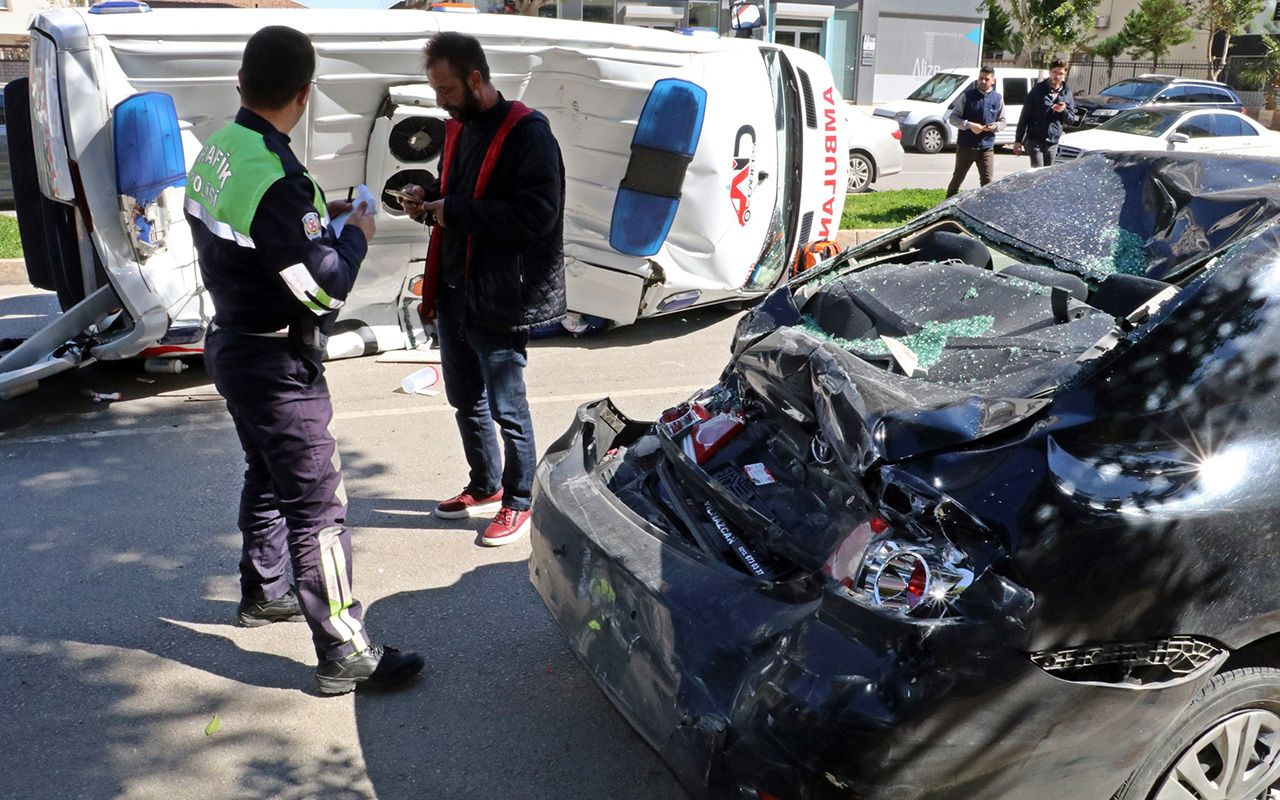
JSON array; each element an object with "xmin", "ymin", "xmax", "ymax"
[{"xmin": 1057, "ymin": 145, "xmax": 1082, "ymax": 160}]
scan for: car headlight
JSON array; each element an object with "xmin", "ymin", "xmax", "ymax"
[{"xmin": 823, "ymin": 516, "xmax": 977, "ymax": 619}]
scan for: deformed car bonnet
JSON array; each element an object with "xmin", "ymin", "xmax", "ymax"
[{"xmin": 729, "ymin": 258, "xmax": 1114, "ymax": 470}]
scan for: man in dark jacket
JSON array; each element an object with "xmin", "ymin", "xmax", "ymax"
[
  {"xmin": 401, "ymin": 31, "xmax": 566, "ymax": 547},
  {"xmin": 945, "ymin": 66, "xmax": 1005, "ymax": 198},
  {"xmin": 186, "ymin": 25, "xmax": 423, "ymax": 694},
  {"xmin": 1014, "ymin": 60, "xmax": 1075, "ymax": 167}
]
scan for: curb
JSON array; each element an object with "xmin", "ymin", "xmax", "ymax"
[
  {"xmin": 836, "ymin": 228, "xmax": 892, "ymax": 249},
  {"xmin": 0, "ymin": 258, "xmax": 26, "ymax": 286}
]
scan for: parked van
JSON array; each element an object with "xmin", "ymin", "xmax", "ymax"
[
  {"xmin": 0, "ymin": 5, "xmax": 849, "ymax": 397},
  {"xmin": 872, "ymin": 67, "xmax": 1042, "ymax": 153}
]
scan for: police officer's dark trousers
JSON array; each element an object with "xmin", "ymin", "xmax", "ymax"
[{"xmin": 205, "ymin": 326, "xmax": 368, "ymax": 662}]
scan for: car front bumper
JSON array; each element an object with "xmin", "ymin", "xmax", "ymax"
[{"xmin": 529, "ymin": 399, "xmax": 1207, "ymax": 800}]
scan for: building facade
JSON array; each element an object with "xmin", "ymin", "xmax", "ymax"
[{"xmin": 464, "ymin": 0, "xmax": 985, "ymax": 103}]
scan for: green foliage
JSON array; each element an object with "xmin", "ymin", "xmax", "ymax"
[
  {"xmin": 1241, "ymin": 34, "xmax": 1280, "ymax": 108},
  {"xmin": 997, "ymin": 0, "xmax": 1102, "ymax": 65},
  {"xmin": 1121, "ymin": 0, "xmax": 1194, "ymax": 67},
  {"xmin": 1090, "ymin": 32, "xmax": 1129, "ymax": 63},
  {"xmin": 842, "ymin": 190, "xmax": 947, "ymax": 230},
  {"xmin": 1196, "ymin": 0, "xmax": 1266, "ymax": 79},
  {"xmin": 982, "ymin": 0, "xmax": 1015, "ymax": 56},
  {"xmin": 1088, "ymin": 32, "xmax": 1130, "ymax": 80},
  {"xmin": 0, "ymin": 216, "xmax": 22, "ymax": 260}
]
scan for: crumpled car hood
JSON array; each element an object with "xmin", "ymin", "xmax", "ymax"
[
  {"xmin": 727, "ymin": 152, "xmax": 1280, "ymax": 470},
  {"xmin": 729, "ymin": 283, "xmax": 1065, "ymax": 470}
]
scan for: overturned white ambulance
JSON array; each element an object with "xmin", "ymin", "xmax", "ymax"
[{"xmin": 0, "ymin": 5, "xmax": 848, "ymax": 396}]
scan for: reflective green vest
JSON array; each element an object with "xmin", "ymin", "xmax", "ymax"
[{"xmin": 185, "ymin": 122, "xmax": 324, "ymax": 243}]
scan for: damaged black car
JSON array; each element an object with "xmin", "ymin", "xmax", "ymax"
[{"xmin": 528, "ymin": 151, "xmax": 1280, "ymax": 800}]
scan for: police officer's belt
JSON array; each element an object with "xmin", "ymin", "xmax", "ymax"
[{"xmin": 210, "ymin": 321, "xmax": 289, "ymax": 338}]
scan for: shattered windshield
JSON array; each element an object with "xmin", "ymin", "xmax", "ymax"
[
  {"xmin": 1098, "ymin": 109, "xmax": 1180, "ymax": 137},
  {"xmin": 1099, "ymin": 81, "xmax": 1160, "ymax": 101},
  {"xmin": 950, "ymin": 152, "xmax": 1280, "ymax": 282},
  {"xmin": 908, "ymin": 73, "xmax": 968, "ymax": 103}
]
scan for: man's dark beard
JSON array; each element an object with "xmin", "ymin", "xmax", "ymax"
[{"xmin": 446, "ymin": 88, "xmax": 483, "ymax": 123}]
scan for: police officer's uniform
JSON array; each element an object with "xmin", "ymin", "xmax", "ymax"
[{"xmin": 185, "ymin": 108, "xmax": 369, "ymax": 663}]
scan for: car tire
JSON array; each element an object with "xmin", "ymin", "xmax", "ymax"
[
  {"xmin": 847, "ymin": 152, "xmax": 873, "ymax": 193},
  {"xmin": 917, "ymin": 124, "xmax": 945, "ymax": 154},
  {"xmin": 1115, "ymin": 667, "xmax": 1280, "ymax": 800}
]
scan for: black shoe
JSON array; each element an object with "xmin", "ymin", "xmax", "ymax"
[
  {"xmin": 237, "ymin": 589, "xmax": 304, "ymax": 628},
  {"xmin": 315, "ymin": 644, "xmax": 425, "ymax": 696}
]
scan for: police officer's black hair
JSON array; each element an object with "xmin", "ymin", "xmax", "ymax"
[
  {"xmin": 979, "ymin": 65, "xmax": 996, "ymax": 76},
  {"xmin": 240, "ymin": 25, "xmax": 316, "ymax": 111},
  {"xmin": 423, "ymin": 31, "xmax": 491, "ymax": 84}
]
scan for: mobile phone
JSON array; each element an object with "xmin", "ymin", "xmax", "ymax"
[{"xmin": 385, "ymin": 188, "xmax": 421, "ymax": 203}]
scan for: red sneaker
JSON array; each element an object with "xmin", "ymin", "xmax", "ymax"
[
  {"xmin": 434, "ymin": 487, "xmax": 504, "ymax": 519},
  {"xmin": 481, "ymin": 506, "xmax": 531, "ymax": 547}
]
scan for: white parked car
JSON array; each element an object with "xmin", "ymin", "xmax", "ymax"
[
  {"xmin": 872, "ymin": 67, "xmax": 1042, "ymax": 153},
  {"xmin": 845, "ymin": 106, "xmax": 903, "ymax": 192},
  {"xmin": 1057, "ymin": 106, "xmax": 1278, "ymax": 160}
]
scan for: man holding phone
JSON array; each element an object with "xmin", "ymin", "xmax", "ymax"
[
  {"xmin": 1014, "ymin": 59, "xmax": 1075, "ymax": 167},
  {"xmin": 397, "ymin": 32, "xmax": 565, "ymax": 547},
  {"xmin": 945, "ymin": 65, "xmax": 1005, "ymax": 198}
]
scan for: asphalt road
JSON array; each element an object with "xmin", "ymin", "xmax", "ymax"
[
  {"xmin": 0, "ymin": 287, "xmax": 747, "ymax": 799},
  {"xmin": 873, "ymin": 147, "xmax": 1031, "ymax": 192}
]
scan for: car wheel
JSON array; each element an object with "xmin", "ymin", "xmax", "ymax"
[
  {"xmin": 847, "ymin": 152, "xmax": 873, "ymax": 193},
  {"xmin": 1116, "ymin": 668, "xmax": 1280, "ymax": 800},
  {"xmin": 917, "ymin": 124, "xmax": 945, "ymax": 154}
]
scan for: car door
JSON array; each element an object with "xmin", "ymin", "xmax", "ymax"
[
  {"xmin": 1000, "ymin": 76, "xmax": 1030, "ymax": 144},
  {"xmin": 1170, "ymin": 112, "xmax": 1215, "ymax": 150},
  {"xmin": 1203, "ymin": 113, "xmax": 1266, "ymax": 153}
]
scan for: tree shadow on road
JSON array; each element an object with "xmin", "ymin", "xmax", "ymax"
[{"xmin": 356, "ymin": 561, "xmax": 689, "ymax": 800}]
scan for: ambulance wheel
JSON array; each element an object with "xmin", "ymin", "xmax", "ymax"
[{"xmin": 917, "ymin": 124, "xmax": 945, "ymax": 154}]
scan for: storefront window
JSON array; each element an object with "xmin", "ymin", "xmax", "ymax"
[
  {"xmin": 583, "ymin": 0, "xmax": 614, "ymax": 23},
  {"xmin": 688, "ymin": 0, "xmax": 717, "ymax": 28}
]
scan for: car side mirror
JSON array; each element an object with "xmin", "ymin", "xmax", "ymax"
[
  {"xmin": 1168, "ymin": 132, "xmax": 1190, "ymax": 148},
  {"xmin": 729, "ymin": 0, "xmax": 764, "ymax": 30}
]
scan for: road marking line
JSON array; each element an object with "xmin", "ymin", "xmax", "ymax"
[{"xmin": 0, "ymin": 384, "xmax": 706, "ymax": 445}]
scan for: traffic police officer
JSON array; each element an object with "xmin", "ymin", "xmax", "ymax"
[{"xmin": 185, "ymin": 25, "xmax": 423, "ymax": 695}]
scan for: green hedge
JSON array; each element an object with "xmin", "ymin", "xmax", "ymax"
[
  {"xmin": 0, "ymin": 216, "xmax": 21, "ymax": 259},
  {"xmin": 842, "ymin": 189, "xmax": 946, "ymax": 230}
]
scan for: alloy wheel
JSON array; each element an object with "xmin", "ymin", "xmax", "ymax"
[
  {"xmin": 1154, "ymin": 710, "xmax": 1280, "ymax": 800},
  {"xmin": 847, "ymin": 152, "xmax": 872, "ymax": 193}
]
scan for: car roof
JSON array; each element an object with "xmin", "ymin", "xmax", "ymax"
[
  {"xmin": 1117, "ymin": 74, "xmax": 1233, "ymax": 89},
  {"xmin": 1114, "ymin": 104, "xmax": 1253, "ymax": 119}
]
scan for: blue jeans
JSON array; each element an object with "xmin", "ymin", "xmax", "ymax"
[{"xmin": 436, "ymin": 289, "xmax": 536, "ymax": 511}]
